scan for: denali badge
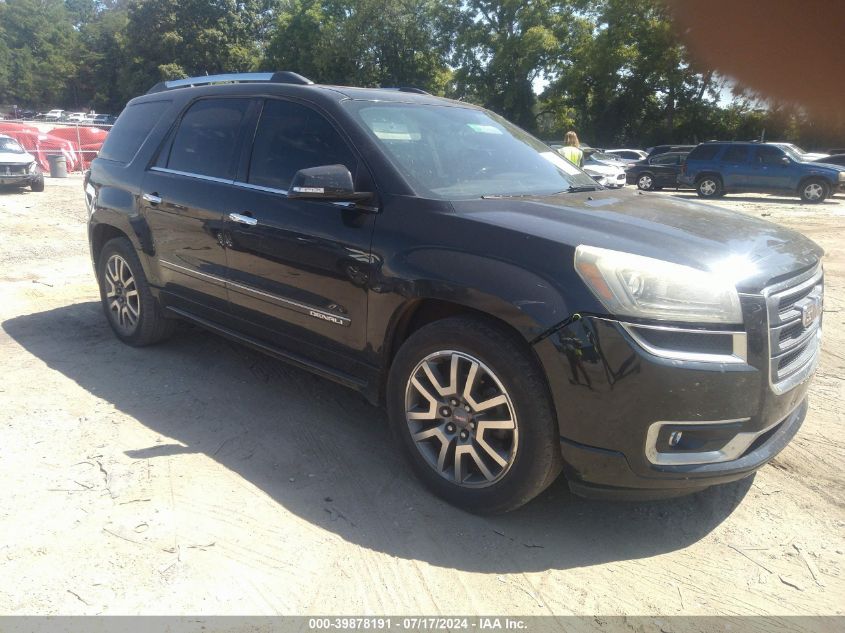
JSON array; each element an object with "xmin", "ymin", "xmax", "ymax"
[
  {"xmin": 309, "ymin": 310, "xmax": 346, "ymax": 325},
  {"xmin": 800, "ymin": 295, "xmax": 822, "ymax": 328}
]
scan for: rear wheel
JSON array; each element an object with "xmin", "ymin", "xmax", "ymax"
[
  {"xmin": 387, "ymin": 316, "xmax": 562, "ymax": 514},
  {"xmin": 97, "ymin": 237, "xmax": 176, "ymax": 346},
  {"xmin": 799, "ymin": 178, "xmax": 828, "ymax": 203},
  {"xmin": 696, "ymin": 176, "xmax": 722, "ymax": 198},
  {"xmin": 637, "ymin": 173, "xmax": 655, "ymax": 191}
]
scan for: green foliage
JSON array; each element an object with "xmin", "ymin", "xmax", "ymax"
[{"xmin": 0, "ymin": 0, "xmax": 840, "ymax": 148}]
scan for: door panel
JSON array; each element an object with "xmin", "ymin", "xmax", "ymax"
[
  {"xmin": 751, "ymin": 146, "xmax": 792, "ymax": 191},
  {"xmin": 719, "ymin": 146, "xmax": 753, "ymax": 188},
  {"xmin": 141, "ymin": 169, "xmax": 231, "ymax": 313},
  {"xmin": 225, "ymin": 188, "xmax": 375, "ymax": 367}
]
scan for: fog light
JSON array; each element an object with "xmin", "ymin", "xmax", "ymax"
[{"xmin": 669, "ymin": 431, "xmax": 683, "ymax": 447}]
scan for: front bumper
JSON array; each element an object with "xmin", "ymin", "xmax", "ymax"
[
  {"xmin": 0, "ymin": 167, "xmax": 39, "ymax": 186},
  {"xmin": 533, "ymin": 280, "xmax": 819, "ymax": 498}
]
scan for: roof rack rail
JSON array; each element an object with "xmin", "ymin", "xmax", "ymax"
[{"xmin": 146, "ymin": 71, "xmax": 314, "ymax": 94}]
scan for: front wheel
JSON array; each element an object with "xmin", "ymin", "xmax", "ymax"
[
  {"xmin": 696, "ymin": 176, "xmax": 722, "ymax": 198},
  {"xmin": 800, "ymin": 179, "xmax": 829, "ymax": 203},
  {"xmin": 387, "ymin": 316, "xmax": 562, "ymax": 514},
  {"xmin": 30, "ymin": 174, "xmax": 44, "ymax": 192},
  {"xmin": 637, "ymin": 173, "xmax": 655, "ymax": 191}
]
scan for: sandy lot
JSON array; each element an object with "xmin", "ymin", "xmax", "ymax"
[{"xmin": 0, "ymin": 177, "xmax": 842, "ymax": 616}]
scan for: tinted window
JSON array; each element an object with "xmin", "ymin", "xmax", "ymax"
[
  {"xmin": 248, "ymin": 100, "xmax": 357, "ymax": 191},
  {"xmin": 756, "ymin": 145, "xmax": 786, "ymax": 165},
  {"xmin": 98, "ymin": 100, "xmax": 170, "ymax": 164},
  {"xmin": 167, "ymin": 99, "xmax": 251, "ymax": 179},
  {"xmin": 687, "ymin": 144, "xmax": 720, "ymax": 161},
  {"xmin": 651, "ymin": 154, "xmax": 679, "ymax": 165},
  {"xmin": 722, "ymin": 145, "xmax": 750, "ymax": 162}
]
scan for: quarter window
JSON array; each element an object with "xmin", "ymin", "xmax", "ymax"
[
  {"xmin": 247, "ymin": 100, "xmax": 357, "ymax": 191},
  {"xmin": 167, "ymin": 98, "xmax": 251, "ymax": 179},
  {"xmin": 99, "ymin": 100, "xmax": 170, "ymax": 164}
]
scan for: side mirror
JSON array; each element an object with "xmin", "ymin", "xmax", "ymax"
[
  {"xmin": 288, "ymin": 164, "xmax": 372, "ymax": 201},
  {"xmin": 781, "ymin": 156, "xmax": 790, "ymax": 165}
]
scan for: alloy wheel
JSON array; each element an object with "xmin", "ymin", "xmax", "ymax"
[
  {"xmin": 699, "ymin": 179, "xmax": 717, "ymax": 196},
  {"xmin": 803, "ymin": 183, "xmax": 824, "ymax": 201},
  {"xmin": 404, "ymin": 350, "xmax": 518, "ymax": 488},
  {"xmin": 638, "ymin": 175, "xmax": 652, "ymax": 190},
  {"xmin": 104, "ymin": 254, "xmax": 140, "ymax": 333}
]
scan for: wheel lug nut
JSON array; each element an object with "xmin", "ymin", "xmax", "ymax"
[
  {"xmin": 460, "ymin": 430, "xmax": 469, "ymax": 440},
  {"xmin": 464, "ymin": 405, "xmax": 471, "ymax": 412},
  {"xmin": 440, "ymin": 406, "xmax": 451, "ymax": 417},
  {"xmin": 446, "ymin": 423, "xmax": 456, "ymax": 433},
  {"xmin": 450, "ymin": 399, "xmax": 458, "ymax": 406},
  {"xmin": 469, "ymin": 421, "xmax": 476, "ymax": 429}
]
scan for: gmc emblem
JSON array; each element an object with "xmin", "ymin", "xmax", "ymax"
[{"xmin": 800, "ymin": 295, "xmax": 823, "ymax": 328}]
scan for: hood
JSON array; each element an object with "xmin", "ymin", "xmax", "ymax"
[
  {"xmin": 451, "ymin": 188, "xmax": 822, "ymax": 293},
  {"xmin": 0, "ymin": 149, "xmax": 35, "ymax": 164},
  {"xmin": 583, "ymin": 162, "xmax": 623, "ymax": 176},
  {"xmin": 802, "ymin": 152, "xmax": 829, "ymax": 161}
]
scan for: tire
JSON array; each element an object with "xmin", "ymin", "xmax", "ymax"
[
  {"xmin": 799, "ymin": 178, "xmax": 829, "ymax": 204},
  {"xmin": 637, "ymin": 173, "xmax": 655, "ymax": 191},
  {"xmin": 97, "ymin": 237, "xmax": 176, "ymax": 346},
  {"xmin": 387, "ymin": 316, "xmax": 562, "ymax": 514},
  {"xmin": 30, "ymin": 174, "xmax": 44, "ymax": 192},
  {"xmin": 696, "ymin": 175, "xmax": 722, "ymax": 198}
]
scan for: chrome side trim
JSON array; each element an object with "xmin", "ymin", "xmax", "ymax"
[
  {"xmin": 159, "ymin": 259, "xmax": 350, "ymax": 327},
  {"xmin": 645, "ymin": 416, "xmax": 781, "ymax": 466},
  {"xmin": 233, "ymin": 180, "xmax": 289, "ymax": 196},
  {"xmin": 150, "ymin": 166, "xmax": 234, "ymax": 185},
  {"xmin": 159, "ymin": 259, "xmax": 226, "ymax": 287},
  {"xmin": 620, "ymin": 322, "xmax": 748, "ymax": 364},
  {"xmin": 228, "ymin": 212, "xmax": 258, "ymax": 226}
]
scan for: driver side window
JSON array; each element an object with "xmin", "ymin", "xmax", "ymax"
[
  {"xmin": 247, "ymin": 100, "xmax": 357, "ymax": 191},
  {"xmin": 756, "ymin": 146, "xmax": 786, "ymax": 165}
]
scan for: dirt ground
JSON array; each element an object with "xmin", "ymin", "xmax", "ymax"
[{"xmin": 0, "ymin": 176, "xmax": 842, "ymax": 617}]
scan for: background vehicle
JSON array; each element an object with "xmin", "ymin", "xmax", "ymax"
[
  {"xmin": 91, "ymin": 113, "xmax": 117, "ymax": 127},
  {"xmin": 0, "ymin": 134, "xmax": 44, "ymax": 192},
  {"xmin": 44, "ymin": 109, "xmax": 65, "ymax": 121},
  {"xmin": 769, "ymin": 142, "xmax": 828, "ymax": 162},
  {"xmin": 814, "ymin": 154, "xmax": 845, "ymax": 167},
  {"xmin": 646, "ymin": 144, "xmax": 695, "ymax": 158},
  {"xmin": 87, "ymin": 72, "xmax": 823, "ymax": 512},
  {"xmin": 65, "ymin": 112, "xmax": 88, "ymax": 123},
  {"xmin": 680, "ymin": 141, "xmax": 845, "ymax": 202},
  {"xmin": 626, "ymin": 151, "xmax": 689, "ymax": 191},
  {"xmin": 581, "ymin": 150, "xmax": 627, "ymax": 187},
  {"xmin": 605, "ymin": 149, "xmax": 648, "ymax": 163}
]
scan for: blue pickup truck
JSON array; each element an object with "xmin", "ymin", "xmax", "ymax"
[{"xmin": 679, "ymin": 141, "xmax": 845, "ymax": 203}]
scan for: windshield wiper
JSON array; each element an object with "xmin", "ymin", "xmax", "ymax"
[
  {"xmin": 563, "ymin": 185, "xmax": 601, "ymax": 193},
  {"xmin": 481, "ymin": 193, "xmax": 537, "ymax": 199}
]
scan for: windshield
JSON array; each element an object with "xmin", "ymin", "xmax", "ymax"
[
  {"xmin": 347, "ymin": 102, "xmax": 597, "ymax": 199},
  {"xmin": 0, "ymin": 138, "xmax": 25, "ymax": 154},
  {"xmin": 777, "ymin": 145, "xmax": 804, "ymax": 161}
]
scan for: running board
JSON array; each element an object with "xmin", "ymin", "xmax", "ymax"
[{"xmin": 164, "ymin": 306, "xmax": 368, "ymax": 391}]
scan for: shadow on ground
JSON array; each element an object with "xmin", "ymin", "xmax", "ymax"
[
  {"xmin": 670, "ymin": 192, "xmax": 841, "ymax": 205},
  {"xmin": 3, "ymin": 301, "xmax": 753, "ymax": 573}
]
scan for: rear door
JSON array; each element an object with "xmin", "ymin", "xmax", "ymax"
[
  {"xmin": 222, "ymin": 98, "xmax": 377, "ymax": 376},
  {"xmin": 718, "ymin": 145, "xmax": 753, "ymax": 189},
  {"xmin": 141, "ymin": 97, "xmax": 254, "ymax": 316}
]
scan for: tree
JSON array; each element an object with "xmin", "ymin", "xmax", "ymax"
[
  {"xmin": 451, "ymin": 0, "xmax": 585, "ymax": 131},
  {"xmin": 264, "ymin": 0, "xmax": 460, "ymax": 93},
  {"xmin": 0, "ymin": 0, "xmax": 80, "ymax": 108}
]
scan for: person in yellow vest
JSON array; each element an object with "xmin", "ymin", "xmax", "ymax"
[{"xmin": 560, "ymin": 131, "xmax": 584, "ymax": 168}]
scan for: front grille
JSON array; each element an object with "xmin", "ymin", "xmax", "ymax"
[
  {"xmin": 765, "ymin": 265, "xmax": 823, "ymax": 393},
  {"xmin": 0, "ymin": 164, "xmax": 27, "ymax": 176}
]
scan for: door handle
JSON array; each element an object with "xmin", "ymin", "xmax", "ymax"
[
  {"xmin": 228, "ymin": 212, "xmax": 258, "ymax": 226},
  {"xmin": 142, "ymin": 192, "xmax": 162, "ymax": 205}
]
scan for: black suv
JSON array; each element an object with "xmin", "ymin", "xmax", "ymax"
[{"xmin": 85, "ymin": 72, "xmax": 823, "ymax": 512}]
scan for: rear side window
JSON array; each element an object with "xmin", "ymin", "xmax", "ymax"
[
  {"xmin": 167, "ymin": 99, "xmax": 251, "ymax": 179},
  {"xmin": 687, "ymin": 144, "xmax": 720, "ymax": 161},
  {"xmin": 247, "ymin": 99, "xmax": 357, "ymax": 191},
  {"xmin": 722, "ymin": 145, "xmax": 750, "ymax": 162},
  {"xmin": 98, "ymin": 100, "xmax": 170, "ymax": 164}
]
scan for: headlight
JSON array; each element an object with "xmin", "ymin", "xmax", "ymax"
[
  {"xmin": 28, "ymin": 162, "xmax": 37, "ymax": 174},
  {"xmin": 574, "ymin": 245, "xmax": 743, "ymax": 324},
  {"xmin": 837, "ymin": 172, "xmax": 844, "ymax": 182}
]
